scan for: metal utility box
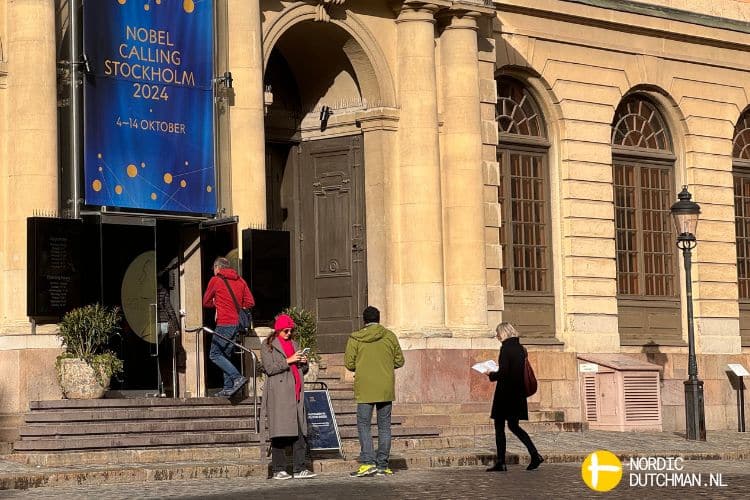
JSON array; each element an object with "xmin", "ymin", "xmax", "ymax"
[{"xmin": 577, "ymin": 354, "xmax": 662, "ymax": 432}]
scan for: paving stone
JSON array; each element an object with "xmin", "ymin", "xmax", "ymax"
[
  {"xmin": 3, "ymin": 429, "xmax": 750, "ymax": 493},
  {"xmin": 1, "ymin": 461, "xmax": 749, "ymax": 499}
]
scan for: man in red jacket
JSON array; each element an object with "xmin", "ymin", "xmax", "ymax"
[{"xmin": 202, "ymin": 257, "xmax": 255, "ymax": 397}]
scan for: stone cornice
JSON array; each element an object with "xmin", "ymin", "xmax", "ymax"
[
  {"xmin": 394, "ymin": 0, "xmax": 495, "ymax": 17},
  {"xmin": 561, "ymin": 0, "xmax": 750, "ymax": 35},
  {"xmin": 355, "ymin": 107, "xmax": 400, "ymax": 132},
  {"xmin": 498, "ymin": 0, "xmax": 750, "ymax": 52}
]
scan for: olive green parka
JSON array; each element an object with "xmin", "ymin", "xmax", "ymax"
[{"xmin": 344, "ymin": 323, "xmax": 404, "ymax": 403}]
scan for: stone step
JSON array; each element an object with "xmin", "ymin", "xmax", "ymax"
[
  {"xmin": 24, "ymin": 406, "xmax": 257, "ymax": 423},
  {"xmin": 9, "ymin": 433, "xmax": 471, "ymax": 468},
  {"xmin": 18, "ymin": 418, "xmax": 259, "ymax": 438},
  {"xmin": 12, "ymin": 431, "xmax": 262, "ymax": 452},
  {"xmin": 330, "ymin": 414, "xmax": 405, "ymax": 427},
  {"xmin": 313, "ymin": 382, "xmax": 353, "ymax": 391},
  {"xmin": 19, "ymin": 411, "xmax": 406, "ymax": 437},
  {"xmin": 28, "ymin": 397, "xmax": 254, "ymax": 411},
  {"xmin": 414, "ymin": 420, "xmax": 586, "ymax": 437},
  {"xmin": 0, "ymin": 449, "xmax": 517, "ymax": 490},
  {"xmin": 529, "ymin": 410, "xmax": 565, "ymax": 423},
  {"xmin": 337, "ymin": 426, "xmax": 439, "ymax": 440}
]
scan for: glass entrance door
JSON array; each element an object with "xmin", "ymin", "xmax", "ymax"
[
  {"xmin": 199, "ymin": 217, "xmax": 239, "ymax": 392},
  {"xmin": 98, "ymin": 215, "xmax": 160, "ymax": 394}
]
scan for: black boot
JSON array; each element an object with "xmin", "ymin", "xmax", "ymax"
[
  {"xmin": 526, "ymin": 454, "xmax": 544, "ymax": 471},
  {"xmin": 486, "ymin": 462, "xmax": 507, "ymax": 472}
]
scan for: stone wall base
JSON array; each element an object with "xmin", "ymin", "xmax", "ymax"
[
  {"xmin": 0, "ymin": 347, "xmax": 63, "ymax": 418},
  {"xmin": 395, "ymin": 348, "xmax": 750, "ymax": 432}
]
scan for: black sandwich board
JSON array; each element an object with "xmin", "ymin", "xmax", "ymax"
[{"xmin": 304, "ymin": 382, "xmax": 342, "ymax": 455}]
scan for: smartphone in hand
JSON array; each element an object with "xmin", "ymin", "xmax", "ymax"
[{"xmin": 299, "ymin": 347, "xmax": 311, "ymax": 357}]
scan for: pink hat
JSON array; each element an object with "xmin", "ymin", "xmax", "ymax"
[{"xmin": 274, "ymin": 314, "xmax": 295, "ymax": 332}]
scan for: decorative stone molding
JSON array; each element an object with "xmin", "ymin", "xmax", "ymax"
[{"xmin": 314, "ymin": 0, "xmax": 346, "ymax": 22}]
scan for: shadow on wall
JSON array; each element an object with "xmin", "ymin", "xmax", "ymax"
[{"xmin": 642, "ymin": 341, "xmax": 669, "ymax": 382}]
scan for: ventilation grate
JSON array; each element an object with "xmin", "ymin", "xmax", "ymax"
[
  {"xmin": 623, "ymin": 374, "xmax": 660, "ymax": 421},
  {"xmin": 584, "ymin": 375, "xmax": 598, "ymax": 422}
]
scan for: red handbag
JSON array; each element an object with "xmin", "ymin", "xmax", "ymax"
[{"xmin": 523, "ymin": 350, "xmax": 537, "ymax": 397}]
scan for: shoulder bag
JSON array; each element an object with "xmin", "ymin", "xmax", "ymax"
[
  {"xmin": 218, "ymin": 275, "xmax": 252, "ymax": 332},
  {"xmin": 523, "ymin": 347, "xmax": 538, "ymax": 397}
]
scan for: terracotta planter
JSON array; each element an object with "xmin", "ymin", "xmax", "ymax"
[{"xmin": 57, "ymin": 358, "xmax": 110, "ymax": 399}]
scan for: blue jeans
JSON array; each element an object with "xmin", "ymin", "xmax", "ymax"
[
  {"xmin": 356, "ymin": 402, "xmax": 392, "ymax": 468},
  {"xmin": 209, "ymin": 325, "xmax": 241, "ymax": 390}
]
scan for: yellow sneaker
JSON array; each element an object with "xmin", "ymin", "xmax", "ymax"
[
  {"xmin": 350, "ymin": 464, "xmax": 377, "ymax": 477},
  {"xmin": 376, "ymin": 467, "xmax": 393, "ymax": 476}
]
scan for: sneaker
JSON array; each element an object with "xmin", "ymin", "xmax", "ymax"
[
  {"xmin": 350, "ymin": 464, "xmax": 377, "ymax": 477},
  {"xmin": 228, "ymin": 376, "xmax": 248, "ymax": 396},
  {"xmin": 293, "ymin": 470, "xmax": 317, "ymax": 479},
  {"xmin": 273, "ymin": 471, "xmax": 292, "ymax": 480},
  {"xmin": 375, "ymin": 467, "xmax": 393, "ymax": 476}
]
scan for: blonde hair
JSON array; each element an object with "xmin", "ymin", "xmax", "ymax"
[{"xmin": 495, "ymin": 322, "xmax": 519, "ymax": 341}]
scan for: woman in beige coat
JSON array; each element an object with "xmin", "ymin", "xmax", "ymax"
[{"xmin": 261, "ymin": 314, "xmax": 316, "ymax": 480}]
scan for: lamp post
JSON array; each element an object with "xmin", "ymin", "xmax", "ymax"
[{"xmin": 670, "ymin": 186, "xmax": 706, "ymax": 441}]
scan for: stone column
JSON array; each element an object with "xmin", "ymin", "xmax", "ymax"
[
  {"xmin": 227, "ymin": 0, "xmax": 266, "ymax": 227},
  {"xmin": 2, "ymin": 0, "xmax": 59, "ymax": 333},
  {"xmin": 440, "ymin": 11, "xmax": 488, "ymax": 337},
  {"xmin": 395, "ymin": 3, "xmax": 448, "ymax": 336},
  {"xmin": 356, "ymin": 108, "xmax": 400, "ymax": 325}
]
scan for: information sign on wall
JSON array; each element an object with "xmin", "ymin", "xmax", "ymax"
[
  {"xmin": 27, "ymin": 217, "xmax": 84, "ymax": 319},
  {"xmin": 83, "ymin": 0, "xmax": 216, "ymax": 214}
]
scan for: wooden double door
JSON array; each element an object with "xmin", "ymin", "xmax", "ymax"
[{"xmin": 267, "ymin": 135, "xmax": 367, "ymax": 352}]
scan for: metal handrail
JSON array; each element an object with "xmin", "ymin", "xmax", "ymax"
[{"xmin": 185, "ymin": 326, "xmax": 261, "ymax": 434}]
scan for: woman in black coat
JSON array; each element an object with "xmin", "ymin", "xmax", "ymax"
[{"xmin": 486, "ymin": 322, "xmax": 544, "ymax": 471}]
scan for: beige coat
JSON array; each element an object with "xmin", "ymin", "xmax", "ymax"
[{"xmin": 261, "ymin": 337, "xmax": 308, "ymax": 439}]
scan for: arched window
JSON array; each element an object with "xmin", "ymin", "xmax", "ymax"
[
  {"xmin": 732, "ymin": 110, "xmax": 750, "ymax": 346},
  {"xmin": 496, "ymin": 78, "xmax": 555, "ymax": 339},
  {"xmin": 612, "ymin": 96, "xmax": 680, "ymax": 344}
]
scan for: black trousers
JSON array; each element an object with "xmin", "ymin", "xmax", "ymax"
[
  {"xmin": 271, "ymin": 424, "xmax": 307, "ymax": 474},
  {"xmin": 494, "ymin": 417, "xmax": 538, "ymax": 464}
]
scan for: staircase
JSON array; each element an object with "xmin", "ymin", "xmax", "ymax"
[
  {"xmin": 11, "ymin": 361, "xmax": 443, "ymax": 466},
  {"xmin": 11, "ymin": 355, "xmax": 584, "ymax": 466}
]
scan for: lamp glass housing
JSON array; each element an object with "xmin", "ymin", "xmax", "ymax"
[
  {"xmin": 672, "ymin": 211, "xmax": 699, "ymax": 236},
  {"xmin": 670, "ymin": 186, "xmax": 700, "ymax": 237}
]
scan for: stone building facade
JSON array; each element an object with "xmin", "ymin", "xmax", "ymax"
[{"xmin": 3, "ymin": 0, "xmax": 750, "ymax": 443}]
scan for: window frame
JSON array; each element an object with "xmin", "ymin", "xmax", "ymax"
[
  {"xmin": 732, "ymin": 147, "xmax": 750, "ymax": 347},
  {"xmin": 612, "ymin": 154, "xmax": 679, "ymax": 302},
  {"xmin": 611, "ymin": 95, "xmax": 683, "ymax": 345},
  {"xmin": 497, "ymin": 142, "xmax": 553, "ymax": 296}
]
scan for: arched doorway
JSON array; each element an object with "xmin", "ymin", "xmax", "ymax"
[{"xmin": 263, "ymin": 20, "xmax": 377, "ymax": 352}]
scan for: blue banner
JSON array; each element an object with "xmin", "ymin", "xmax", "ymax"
[{"xmin": 83, "ymin": 0, "xmax": 216, "ymax": 214}]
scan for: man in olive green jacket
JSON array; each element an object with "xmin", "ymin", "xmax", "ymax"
[{"xmin": 345, "ymin": 306, "xmax": 404, "ymax": 477}]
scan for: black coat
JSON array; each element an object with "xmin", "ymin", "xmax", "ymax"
[{"xmin": 490, "ymin": 337, "xmax": 528, "ymax": 421}]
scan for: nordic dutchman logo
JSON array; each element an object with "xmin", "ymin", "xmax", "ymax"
[{"xmin": 581, "ymin": 450, "xmax": 623, "ymax": 492}]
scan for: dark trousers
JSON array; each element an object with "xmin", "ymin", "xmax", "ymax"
[
  {"xmin": 494, "ymin": 417, "xmax": 538, "ymax": 464},
  {"xmin": 271, "ymin": 426, "xmax": 307, "ymax": 474}
]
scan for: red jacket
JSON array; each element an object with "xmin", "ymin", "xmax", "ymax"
[{"xmin": 202, "ymin": 268, "xmax": 255, "ymax": 326}]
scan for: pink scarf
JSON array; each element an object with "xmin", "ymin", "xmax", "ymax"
[{"xmin": 277, "ymin": 336, "xmax": 301, "ymax": 401}]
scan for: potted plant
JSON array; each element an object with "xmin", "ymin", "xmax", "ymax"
[
  {"xmin": 55, "ymin": 304, "xmax": 124, "ymax": 399},
  {"xmin": 281, "ymin": 306, "xmax": 321, "ymax": 382}
]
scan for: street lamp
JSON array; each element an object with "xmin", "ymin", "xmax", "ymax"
[{"xmin": 670, "ymin": 186, "xmax": 706, "ymax": 441}]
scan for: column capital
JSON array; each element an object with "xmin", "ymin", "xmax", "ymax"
[
  {"xmin": 395, "ymin": 1, "xmax": 450, "ymax": 22},
  {"xmin": 438, "ymin": 10, "xmax": 481, "ymax": 31}
]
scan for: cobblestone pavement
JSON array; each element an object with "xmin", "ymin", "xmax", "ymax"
[{"xmin": 1, "ymin": 460, "xmax": 748, "ymax": 500}]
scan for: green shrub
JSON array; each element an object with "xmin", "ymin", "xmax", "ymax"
[
  {"xmin": 281, "ymin": 306, "xmax": 320, "ymax": 363},
  {"xmin": 56, "ymin": 304, "xmax": 124, "ymax": 385}
]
